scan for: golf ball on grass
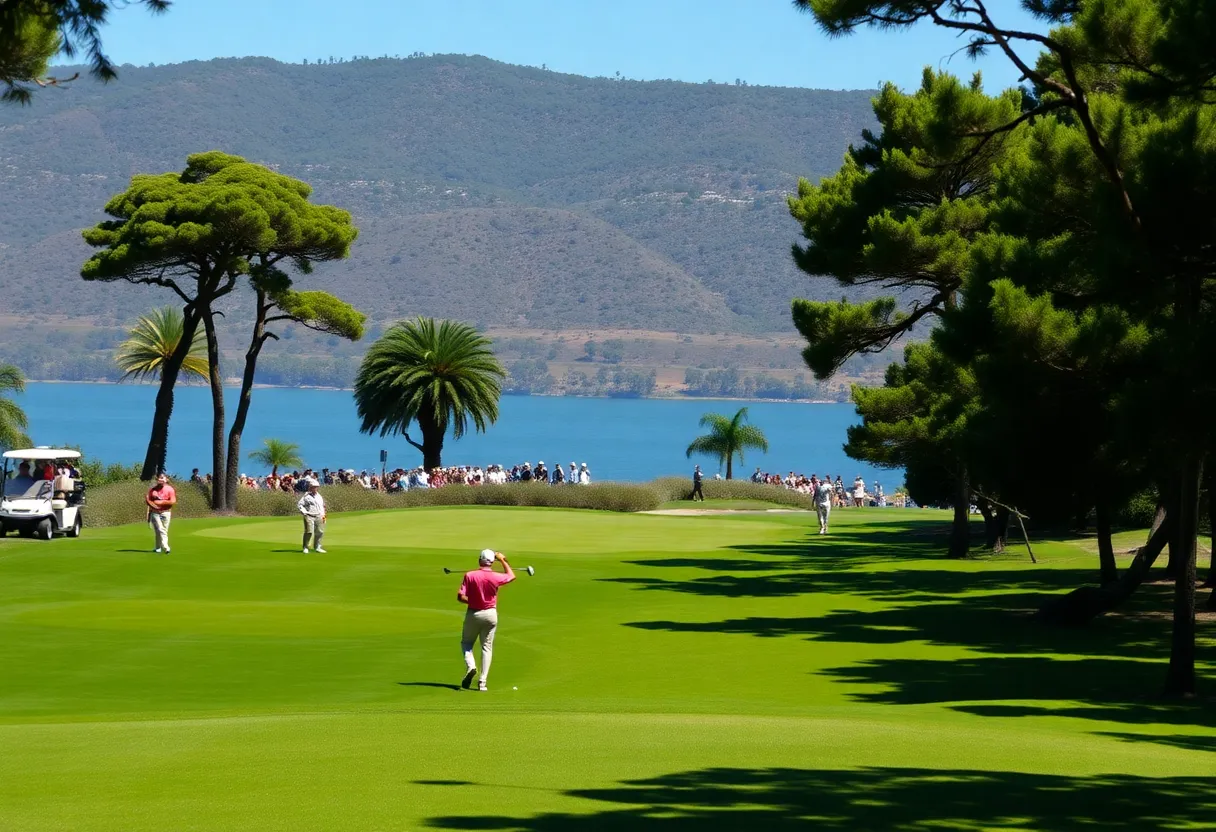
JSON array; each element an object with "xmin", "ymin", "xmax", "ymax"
[{"xmin": 513, "ymin": 686, "xmax": 518, "ymax": 691}]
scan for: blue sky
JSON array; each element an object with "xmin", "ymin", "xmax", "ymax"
[{"xmin": 80, "ymin": 0, "xmax": 1049, "ymax": 92}]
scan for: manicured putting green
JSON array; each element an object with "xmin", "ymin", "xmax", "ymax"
[{"xmin": 0, "ymin": 505, "xmax": 1213, "ymax": 830}]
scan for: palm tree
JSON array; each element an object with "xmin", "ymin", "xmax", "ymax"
[
  {"xmin": 354, "ymin": 317, "xmax": 505, "ymax": 471},
  {"xmin": 247, "ymin": 438, "xmax": 304, "ymax": 477},
  {"xmin": 115, "ymin": 307, "xmax": 209, "ymax": 479},
  {"xmin": 685, "ymin": 406, "xmax": 769, "ymax": 480},
  {"xmin": 115, "ymin": 307, "xmax": 209, "ymax": 382},
  {"xmin": 0, "ymin": 362, "xmax": 31, "ymax": 452}
]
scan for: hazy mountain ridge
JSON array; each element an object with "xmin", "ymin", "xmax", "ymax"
[{"xmin": 0, "ymin": 54, "xmax": 877, "ymax": 333}]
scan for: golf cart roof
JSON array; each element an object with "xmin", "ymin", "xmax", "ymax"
[{"xmin": 2, "ymin": 448, "xmax": 82, "ymax": 461}]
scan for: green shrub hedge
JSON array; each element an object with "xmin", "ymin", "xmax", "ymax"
[
  {"xmin": 83, "ymin": 480, "xmax": 213, "ymax": 528},
  {"xmin": 82, "ymin": 477, "xmax": 813, "ymax": 528},
  {"xmin": 650, "ymin": 476, "xmax": 816, "ymax": 509},
  {"xmin": 83, "ymin": 480, "xmax": 665, "ymax": 526}
]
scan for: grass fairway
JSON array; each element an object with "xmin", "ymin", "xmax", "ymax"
[{"xmin": 1, "ymin": 506, "xmax": 1213, "ymax": 830}]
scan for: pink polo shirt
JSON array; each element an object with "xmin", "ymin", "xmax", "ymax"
[
  {"xmin": 460, "ymin": 567, "xmax": 515, "ymax": 611},
  {"xmin": 148, "ymin": 484, "xmax": 176, "ymax": 512}
]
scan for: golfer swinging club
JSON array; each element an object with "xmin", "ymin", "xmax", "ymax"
[{"xmin": 457, "ymin": 548, "xmax": 515, "ymax": 691}]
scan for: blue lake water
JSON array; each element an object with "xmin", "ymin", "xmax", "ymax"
[{"xmin": 18, "ymin": 383, "xmax": 902, "ymax": 486}]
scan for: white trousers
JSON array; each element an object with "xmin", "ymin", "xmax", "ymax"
[
  {"xmin": 816, "ymin": 502, "xmax": 831, "ymax": 532},
  {"xmin": 461, "ymin": 608, "xmax": 499, "ymax": 683},
  {"xmin": 149, "ymin": 511, "xmax": 171, "ymax": 550}
]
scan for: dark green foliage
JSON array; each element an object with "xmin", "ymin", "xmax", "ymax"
[
  {"xmin": 74, "ymin": 457, "xmax": 142, "ymax": 487},
  {"xmin": 354, "ymin": 318, "xmax": 505, "ymax": 470},
  {"xmin": 788, "ymin": 69, "xmax": 1021, "ymax": 378},
  {"xmin": 0, "ymin": 1, "xmax": 167, "ymax": 104},
  {"xmin": 0, "ymin": 362, "xmax": 31, "ymax": 451},
  {"xmin": 796, "ymin": 0, "xmax": 1216, "ymax": 692},
  {"xmin": 1117, "ymin": 490, "xmax": 1160, "ymax": 528},
  {"xmin": 685, "ymin": 407, "xmax": 770, "ymax": 480}
]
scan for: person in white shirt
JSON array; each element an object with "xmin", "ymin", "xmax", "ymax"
[
  {"xmin": 853, "ymin": 476, "xmax": 866, "ymax": 507},
  {"xmin": 298, "ymin": 482, "xmax": 327, "ymax": 554},
  {"xmin": 579, "ymin": 463, "xmax": 591, "ymax": 484},
  {"xmin": 569, "ymin": 462, "xmax": 578, "ymax": 484},
  {"xmin": 815, "ymin": 475, "xmax": 835, "ymax": 535}
]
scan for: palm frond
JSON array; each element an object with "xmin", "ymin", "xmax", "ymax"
[
  {"xmin": 115, "ymin": 307, "xmax": 209, "ymax": 382},
  {"xmin": 353, "ymin": 317, "xmax": 505, "ymax": 451},
  {"xmin": 247, "ymin": 438, "xmax": 305, "ymax": 470},
  {"xmin": 0, "ymin": 363, "xmax": 30, "ymax": 451},
  {"xmin": 686, "ymin": 407, "xmax": 769, "ymax": 477}
]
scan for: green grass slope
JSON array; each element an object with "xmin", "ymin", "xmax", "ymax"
[{"xmin": 0, "ymin": 507, "xmax": 1213, "ymax": 830}]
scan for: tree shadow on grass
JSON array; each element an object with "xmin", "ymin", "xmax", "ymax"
[
  {"xmin": 424, "ymin": 766, "xmax": 1215, "ymax": 831},
  {"xmin": 607, "ymin": 564, "xmax": 1083, "ymax": 601},
  {"xmin": 723, "ymin": 524, "xmax": 957, "ymax": 571},
  {"xmin": 1098, "ymin": 731, "xmax": 1216, "ymax": 753},
  {"xmin": 625, "ymin": 587, "xmax": 1172, "ymax": 660},
  {"xmin": 954, "ymin": 704, "xmax": 1216, "ymax": 729}
]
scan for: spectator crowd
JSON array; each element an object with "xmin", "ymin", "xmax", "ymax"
[
  {"xmin": 746, "ymin": 468, "xmax": 904, "ymax": 507},
  {"xmin": 190, "ymin": 460, "xmax": 594, "ymax": 493}
]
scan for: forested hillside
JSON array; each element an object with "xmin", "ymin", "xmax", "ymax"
[{"xmin": 0, "ymin": 54, "xmax": 876, "ymax": 335}]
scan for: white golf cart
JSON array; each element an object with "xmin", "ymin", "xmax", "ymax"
[{"xmin": 0, "ymin": 448, "xmax": 85, "ymax": 541}]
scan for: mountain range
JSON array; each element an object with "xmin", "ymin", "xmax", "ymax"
[{"xmin": 0, "ymin": 54, "xmax": 877, "ymax": 336}]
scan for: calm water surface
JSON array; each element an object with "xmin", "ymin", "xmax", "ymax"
[{"xmin": 20, "ymin": 384, "xmax": 902, "ymax": 486}]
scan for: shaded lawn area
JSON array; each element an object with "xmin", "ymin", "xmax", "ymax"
[{"xmin": 427, "ymin": 766, "xmax": 1216, "ymax": 831}]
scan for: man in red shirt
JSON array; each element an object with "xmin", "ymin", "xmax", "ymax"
[
  {"xmin": 145, "ymin": 474, "xmax": 177, "ymax": 554},
  {"xmin": 457, "ymin": 548, "xmax": 516, "ymax": 691}
]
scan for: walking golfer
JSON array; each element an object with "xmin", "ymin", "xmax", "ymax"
[
  {"xmin": 457, "ymin": 548, "xmax": 516, "ymax": 691},
  {"xmin": 691, "ymin": 464, "xmax": 705, "ymax": 501},
  {"xmin": 298, "ymin": 482, "xmax": 327, "ymax": 553},
  {"xmin": 146, "ymin": 473, "xmax": 176, "ymax": 553},
  {"xmin": 815, "ymin": 474, "xmax": 834, "ymax": 535}
]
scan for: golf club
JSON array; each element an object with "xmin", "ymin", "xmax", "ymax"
[{"xmin": 443, "ymin": 566, "xmax": 535, "ymax": 575}]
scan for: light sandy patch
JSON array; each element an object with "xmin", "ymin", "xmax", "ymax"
[{"xmin": 641, "ymin": 508, "xmax": 810, "ymax": 516}]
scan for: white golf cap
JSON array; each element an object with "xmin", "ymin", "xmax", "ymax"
[{"xmin": 479, "ymin": 548, "xmax": 496, "ymax": 565}]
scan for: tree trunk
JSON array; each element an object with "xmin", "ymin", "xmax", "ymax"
[
  {"xmin": 725, "ymin": 454, "xmax": 733, "ymax": 480},
  {"xmin": 978, "ymin": 500, "xmax": 1009, "ymax": 551},
  {"xmin": 223, "ymin": 294, "xmax": 270, "ymax": 511},
  {"xmin": 414, "ymin": 407, "xmax": 443, "ymax": 472},
  {"xmin": 201, "ymin": 305, "xmax": 227, "ymax": 511},
  {"xmin": 1203, "ymin": 465, "xmax": 1215, "ymax": 590},
  {"xmin": 1036, "ymin": 516, "xmax": 1170, "ymax": 627},
  {"xmin": 1164, "ymin": 457, "xmax": 1201, "ymax": 697},
  {"xmin": 947, "ymin": 467, "xmax": 970, "ymax": 558},
  {"xmin": 1096, "ymin": 492, "xmax": 1117, "ymax": 586},
  {"xmin": 139, "ymin": 306, "xmax": 201, "ymax": 480}
]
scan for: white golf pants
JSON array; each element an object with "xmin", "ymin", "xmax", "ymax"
[
  {"xmin": 462, "ymin": 608, "xmax": 498, "ymax": 683},
  {"xmin": 816, "ymin": 502, "xmax": 831, "ymax": 532},
  {"xmin": 150, "ymin": 511, "xmax": 171, "ymax": 550}
]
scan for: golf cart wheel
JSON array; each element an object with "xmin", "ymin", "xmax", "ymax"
[
  {"xmin": 0, "ymin": 521, "xmax": 6, "ymax": 537},
  {"xmin": 35, "ymin": 518, "xmax": 53, "ymax": 541},
  {"xmin": 66, "ymin": 514, "xmax": 82, "ymax": 538}
]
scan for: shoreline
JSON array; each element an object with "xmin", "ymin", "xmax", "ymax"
[{"xmin": 24, "ymin": 378, "xmax": 846, "ymax": 405}]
